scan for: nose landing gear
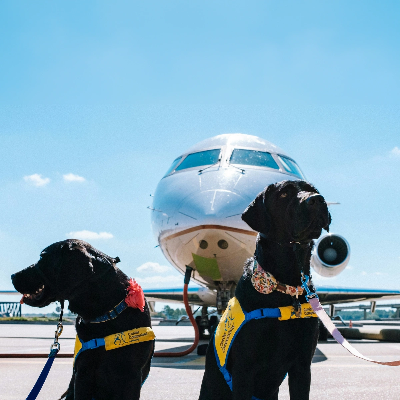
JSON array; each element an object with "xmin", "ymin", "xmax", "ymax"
[
  {"xmin": 195, "ymin": 306, "xmax": 219, "ymax": 340},
  {"xmin": 216, "ymin": 281, "xmax": 236, "ymax": 314},
  {"xmin": 195, "ymin": 282, "xmax": 236, "ymax": 341}
]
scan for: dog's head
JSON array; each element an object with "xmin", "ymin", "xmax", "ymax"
[
  {"xmin": 242, "ymin": 180, "xmax": 331, "ymax": 243},
  {"xmin": 11, "ymin": 239, "xmax": 120, "ymax": 308}
]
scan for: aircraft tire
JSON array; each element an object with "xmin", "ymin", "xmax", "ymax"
[
  {"xmin": 208, "ymin": 316, "xmax": 219, "ymax": 337},
  {"xmin": 195, "ymin": 316, "xmax": 207, "ymax": 340}
]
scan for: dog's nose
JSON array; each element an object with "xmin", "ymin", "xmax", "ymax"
[{"xmin": 305, "ymin": 194, "xmax": 325, "ymax": 206}]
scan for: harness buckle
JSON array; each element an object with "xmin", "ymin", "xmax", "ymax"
[{"xmin": 292, "ymin": 297, "xmax": 302, "ymax": 318}]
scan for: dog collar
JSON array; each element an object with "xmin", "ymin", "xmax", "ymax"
[
  {"xmin": 86, "ymin": 299, "xmax": 129, "ymax": 324},
  {"xmin": 85, "ymin": 278, "xmax": 145, "ymax": 324},
  {"xmin": 251, "ymin": 260, "xmax": 304, "ymax": 297}
]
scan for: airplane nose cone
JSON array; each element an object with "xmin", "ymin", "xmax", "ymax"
[{"xmin": 178, "ymin": 190, "xmax": 248, "ymax": 221}]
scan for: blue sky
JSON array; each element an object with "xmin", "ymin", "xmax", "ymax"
[{"xmin": 0, "ymin": 1, "xmax": 399, "ymax": 313}]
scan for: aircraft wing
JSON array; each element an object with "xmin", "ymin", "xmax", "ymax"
[
  {"xmin": 0, "ymin": 288, "xmax": 212, "ymax": 305},
  {"xmin": 3, "ymin": 287, "xmax": 400, "ymax": 307},
  {"xmin": 0, "ymin": 291, "xmax": 20, "ymax": 295},
  {"xmin": 0, "ymin": 289, "xmax": 210, "ymax": 306},
  {"xmin": 316, "ymin": 286, "xmax": 400, "ymax": 305},
  {"xmin": 144, "ymin": 286, "xmax": 400, "ymax": 307},
  {"xmin": 143, "ymin": 287, "xmax": 213, "ymax": 305}
]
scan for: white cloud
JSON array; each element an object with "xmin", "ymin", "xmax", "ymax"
[
  {"xmin": 63, "ymin": 173, "xmax": 86, "ymax": 183},
  {"xmin": 66, "ymin": 230, "xmax": 113, "ymax": 240},
  {"xmin": 24, "ymin": 174, "xmax": 50, "ymax": 187},
  {"xmin": 137, "ymin": 262, "xmax": 172, "ymax": 273},
  {"xmin": 390, "ymin": 147, "xmax": 400, "ymax": 157},
  {"xmin": 135, "ymin": 275, "xmax": 182, "ymax": 288},
  {"xmin": 361, "ymin": 271, "xmax": 368, "ymax": 276}
]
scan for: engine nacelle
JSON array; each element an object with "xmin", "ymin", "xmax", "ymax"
[{"xmin": 311, "ymin": 234, "xmax": 350, "ymax": 277}]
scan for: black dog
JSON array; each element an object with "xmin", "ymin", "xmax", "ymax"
[
  {"xmin": 199, "ymin": 180, "xmax": 331, "ymax": 400},
  {"xmin": 11, "ymin": 239, "xmax": 154, "ymax": 400}
]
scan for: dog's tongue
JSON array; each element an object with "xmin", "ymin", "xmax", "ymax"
[{"xmin": 20, "ymin": 295, "xmax": 25, "ymax": 304}]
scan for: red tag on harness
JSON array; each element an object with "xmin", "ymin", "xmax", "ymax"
[{"xmin": 125, "ymin": 278, "xmax": 145, "ymax": 312}]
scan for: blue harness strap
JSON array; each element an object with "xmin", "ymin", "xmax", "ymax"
[
  {"xmin": 245, "ymin": 307, "xmax": 281, "ymax": 321},
  {"xmin": 74, "ymin": 337, "xmax": 106, "ymax": 361}
]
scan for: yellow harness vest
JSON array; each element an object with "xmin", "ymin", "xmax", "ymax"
[
  {"xmin": 214, "ymin": 297, "xmax": 317, "ymax": 394},
  {"xmin": 74, "ymin": 327, "xmax": 155, "ymax": 364}
]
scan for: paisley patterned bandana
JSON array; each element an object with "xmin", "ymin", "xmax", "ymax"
[{"xmin": 251, "ymin": 260, "xmax": 304, "ymax": 297}]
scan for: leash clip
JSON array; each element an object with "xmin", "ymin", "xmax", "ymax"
[
  {"xmin": 301, "ymin": 273, "xmax": 319, "ymax": 302},
  {"xmin": 50, "ymin": 322, "xmax": 63, "ymax": 352}
]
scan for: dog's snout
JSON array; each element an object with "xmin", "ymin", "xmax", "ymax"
[{"xmin": 305, "ymin": 194, "xmax": 325, "ymax": 206}]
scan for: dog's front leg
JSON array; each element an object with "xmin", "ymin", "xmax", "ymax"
[
  {"xmin": 58, "ymin": 374, "xmax": 75, "ymax": 400},
  {"xmin": 231, "ymin": 367, "xmax": 255, "ymax": 400},
  {"xmin": 74, "ymin": 366, "xmax": 96, "ymax": 400},
  {"xmin": 288, "ymin": 364, "xmax": 312, "ymax": 400},
  {"xmin": 287, "ymin": 319, "xmax": 318, "ymax": 400}
]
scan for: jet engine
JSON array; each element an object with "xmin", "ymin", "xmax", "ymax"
[{"xmin": 310, "ymin": 234, "xmax": 350, "ymax": 277}]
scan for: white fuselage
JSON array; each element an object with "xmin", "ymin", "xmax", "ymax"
[{"xmin": 151, "ymin": 134, "xmax": 304, "ymax": 289}]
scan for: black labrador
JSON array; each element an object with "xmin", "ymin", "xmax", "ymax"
[
  {"xmin": 11, "ymin": 239, "xmax": 154, "ymax": 400},
  {"xmin": 199, "ymin": 180, "xmax": 331, "ymax": 400}
]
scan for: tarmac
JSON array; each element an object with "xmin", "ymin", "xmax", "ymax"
[{"xmin": 1, "ymin": 322, "xmax": 400, "ymax": 399}]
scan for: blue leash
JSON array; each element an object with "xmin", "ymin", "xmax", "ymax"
[
  {"xmin": 26, "ymin": 348, "xmax": 59, "ymax": 400},
  {"xmin": 25, "ymin": 301, "xmax": 64, "ymax": 400}
]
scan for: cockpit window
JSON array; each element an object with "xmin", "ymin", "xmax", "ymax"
[
  {"xmin": 229, "ymin": 149, "xmax": 280, "ymax": 170},
  {"xmin": 164, "ymin": 156, "xmax": 183, "ymax": 177},
  {"xmin": 278, "ymin": 155, "xmax": 304, "ymax": 178},
  {"xmin": 175, "ymin": 149, "xmax": 221, "ymax": 171}
]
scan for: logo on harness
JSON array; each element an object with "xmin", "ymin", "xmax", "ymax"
[
  {"xmin": 219, "ymin": 309, "xmax": 236, "ymax": 354},
  {"xmin": 113, "ymin": 332, "xmax": 127, "ymax": 346}
]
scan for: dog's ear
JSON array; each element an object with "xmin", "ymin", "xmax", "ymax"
[
  {"xmin": 324, "ymin": 212, "xmax": 332, "ymax": 233},
  {"xmin": 62, "ymin": 241, "xmax": 95, "ymax": 273},
  {"xmin": 241, "ymin": 187, "xmax": 272, "ymax": 233}
]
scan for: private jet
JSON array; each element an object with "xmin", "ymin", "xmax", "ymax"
[{"xmin": 146, "ymin": 133, "xmax": 400, "ymax": 333}]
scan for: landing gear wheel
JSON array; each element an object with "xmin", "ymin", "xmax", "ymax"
[
  {"xmin": 195, "ymin": 316, "xmax": 207, "ymax": 340},
  {"xmin": 208, "ymin": 315, "xmax": 219, "ymax": 336}
]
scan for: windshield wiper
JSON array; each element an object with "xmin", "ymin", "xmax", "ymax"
[
  {"xmin": 228, "ymin": 163, "xmax": 245, "ymax": 174},
  {"xmin": 198, "ymin": 158, "xmax": 221, "ymax": 174}
]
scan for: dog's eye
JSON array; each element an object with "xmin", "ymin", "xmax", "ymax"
[{"xmin": 280, "ymin": 193, "xmax": 288, "ymax": 198}]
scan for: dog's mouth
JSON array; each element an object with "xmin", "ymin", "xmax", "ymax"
[
  {"xmin": 293, "ymin": 214, "xmax": 330, "ymax": 242},
  {"xmin": 20, "ymin": 283, "xmax": 56, "ymax": 308},
  {"xmin": 12, "ymin": 269, "xmax": 57, "ymax": 308},
  {"xmin": 21, "ymin": 283, "xmax": 43, "ymax": 304}
]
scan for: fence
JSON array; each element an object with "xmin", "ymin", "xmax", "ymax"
[{"xmin": 0, "ymin": 302, "xmax": 22, "ymax": 317}]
